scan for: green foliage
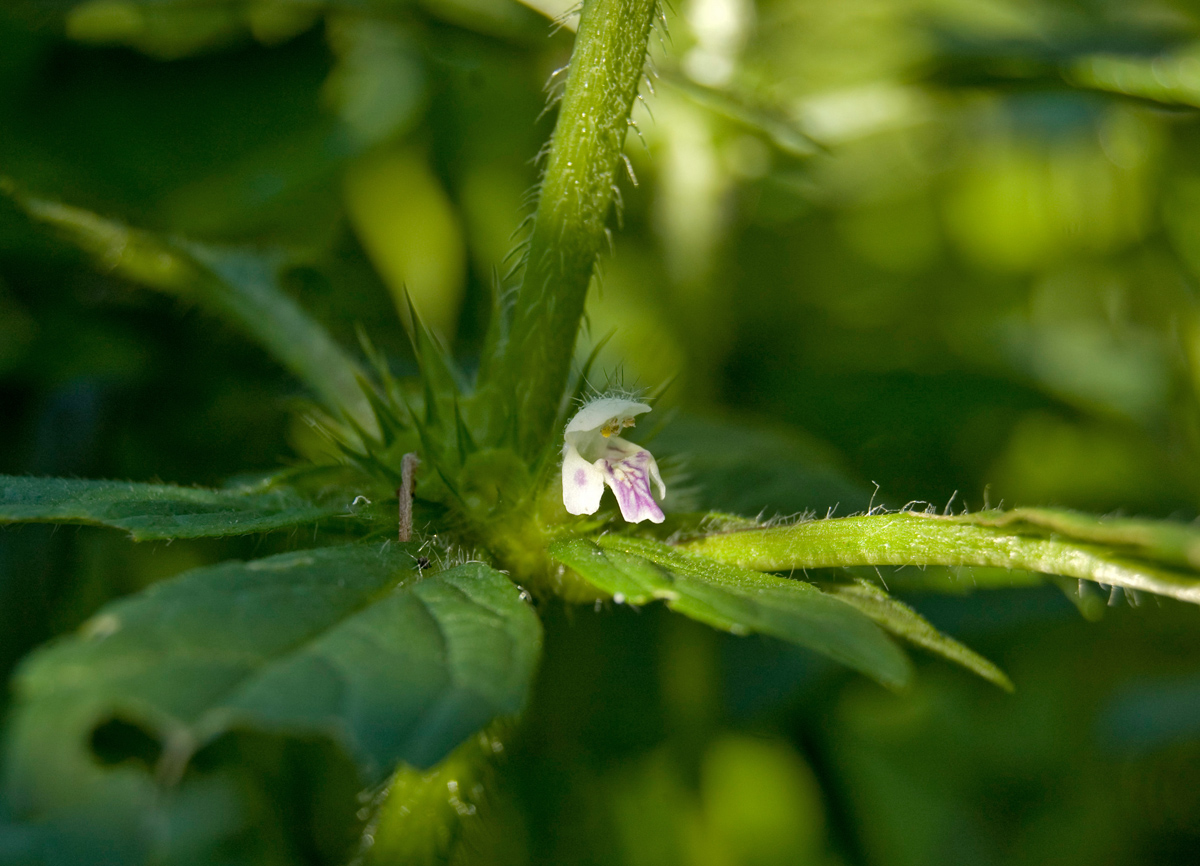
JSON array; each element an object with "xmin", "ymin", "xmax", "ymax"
[
  {"xmin": 818, "ymin": 578, "xmax": 1013, "ymax": 692},
  {"xmin": 0, "ymin": 475, "xmax": 350, "ymax": 540},
  {"xmin": 5, "ymin": 547, "xmax": 540, "ymax": 819},
  {"xmin": 2, "ymin": 544, "xmax": 540, "ymax": 863},
  {"xmin": 549, "ymin": 535, "xmax": 912, "ymax": 689},
  {"xmin": 814, "ymin": 603, "xmax": 1200, "ymax": 866},
  {"xmin": 361, "ymin": 724, "xmax": 523, "ymax": 866},
  {"xmin": 959, "ymin": 507, "xmax": 1200, "ymax": 570},
  {"xmin": 5, "ymin": 186, "xmax": 378, "ymax": 434},
  {"xmin": 6, "ymin": 0, "xmax": 1200, "ymax": 861},
  {"xmin": 649, "ymin": 414, "xmax": 870, "ymax": 515},
  {"xmin": 687, "ymin": 511, "xmax": 1200, "ymax": 605}
]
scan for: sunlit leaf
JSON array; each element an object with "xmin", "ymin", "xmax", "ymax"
[
  {"xmin": 685, "ymin": 512, "xmax": 1200, "ymax": 605},
  {"xmin": 957, "ymin": 507, "xmax": 1200, "ymax": 571}
]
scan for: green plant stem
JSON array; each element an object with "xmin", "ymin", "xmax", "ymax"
[
  {"xmin": 684, "ymin": 512, "xmax": 1200, "ymax": 604},
  {"xmin": 491, "ymin": 0, "xmax": 658, "ymax": 456},
  {"xmin": 360, "ymin": 724, "xmax": 512, "ymax": 865}
]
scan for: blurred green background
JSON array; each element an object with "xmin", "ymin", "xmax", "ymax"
[{"xmin": 5, "ymin": 0, "xmax": 1200, "ymax": 863}]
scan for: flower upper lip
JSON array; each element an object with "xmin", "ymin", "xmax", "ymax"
[{"xmin": 564, "ymin": 398, "xmax": 652, "ymax": 437}]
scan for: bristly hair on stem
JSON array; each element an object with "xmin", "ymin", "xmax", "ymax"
[{"xmin": 476, "ymin": 0, "xmax": 662, "ymax": 464}]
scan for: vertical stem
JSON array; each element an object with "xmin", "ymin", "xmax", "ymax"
[
  {"xmin": 491, "ymin": 0, "xmax": 659, "ymax": 456},
  {"xmin": 398, "ymin": 452, "xmax": 420, "ymax": 542}
]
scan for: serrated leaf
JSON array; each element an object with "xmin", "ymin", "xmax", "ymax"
[
  {"xmin": 820, "ymin": 578, "xmax": 1014, "ymax": 691},
  {"xmin": 0, "ymin": 476, "xmax": 351, "ymax": 541},
  {"xmin": 4, "ymin": 544, "xmax": 543, "ymax": 842},
  {"xmin": 549, "ymin": 536, "xmax": 911, "ymax": 688}
]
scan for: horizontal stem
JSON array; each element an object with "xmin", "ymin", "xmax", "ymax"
[{"xmin": 684, "ymin": 513, "xmax": 1200, "ymax": 605}]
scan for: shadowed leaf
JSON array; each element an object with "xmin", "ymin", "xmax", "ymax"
[
  {"xmin": 549, "ymin": 535, "xmax": 911, "ymax": 688},
  {"xmin": 0, "ymin": 476, "xmax": 351, "ymax": 540},
  {"xmin": 652, "ymin": 415, "xmax": 869, "ymax": 516},
  {"xmin": 5, "ymin": 544, "xmax": 543, "ymax": 832},
  {"xmin": 4, "ymin": 187, "xmax": 377, "ymax": 435},
  {"xmin": 820, "ymin": 578, "xmax": 1014, "ymax": 691}
]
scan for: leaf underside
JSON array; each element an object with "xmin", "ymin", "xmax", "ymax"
[
  {"xmin": 549, "ymin": 535, "xmax": 912, "ymax": 689},
  {"xmin": 820, "ymin": 578, "xmax": 1014, "ymax": 691}
]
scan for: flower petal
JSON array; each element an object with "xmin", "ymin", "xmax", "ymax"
[
  {"xmin": 565, "ymin": 398, "xmax": 652, "ymax": 436},
  {"xmin": 646, "ymin": 450, "xmax": 666, "ymax": 501},
  {"xmin": 602, "ymin": 449, "xmax": 665, "ymax": 524},
  {"xmin": 562, "ymin": 444, "xmax": 606, "ymax": 515}
]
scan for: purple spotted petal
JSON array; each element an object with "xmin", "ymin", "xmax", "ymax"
[
  {"xmin": 562, "ymin": 445, "xmax": 606, "ymax": 515},
  {"xmin": 602, "ymin": 450, "xmax": 665, "ymax": 524}
]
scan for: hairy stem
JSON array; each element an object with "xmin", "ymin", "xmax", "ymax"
[
  {"xmin": 684, "ymin": 512, "xmax": 1200, "ymax": 604},
  {"xmin": 359, "ymin": 724, "xmax": 512, "ymax": 865},
  {"xmin": 489, "ymin": 0, "xmax": 658, "ymax": 456}
]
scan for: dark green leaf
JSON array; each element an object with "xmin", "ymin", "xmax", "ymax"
[
  {"xmin": 549, "ymin": 536, "xmax": 911, "ymax": 688},
  {"xmin": 0, "ymin": 476, "xmax": 351, "ymax": 540},
  {"xmin": 50, "ymin": 0, "xmax": 549, "ymax": 60},
  {"xmin": 4, "ymin": 187, "xmax": 378, "ymax": 435},
  {"xmin": 4, "ymin": 543, "xmax": 543, "ymax": 845},
  {"xmin": 820, "ymin": 578, "xmax": 1014, "ymax": 691}
]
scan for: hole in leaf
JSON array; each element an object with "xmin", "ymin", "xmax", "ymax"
[{"xmin": 90, "ymin": 717, "xmax": 163, "ymax": 770}]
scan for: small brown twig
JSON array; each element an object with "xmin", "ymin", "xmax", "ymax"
[{"xmin": 398, "ymin": 452, "xmax": 420, "ymax": 542}]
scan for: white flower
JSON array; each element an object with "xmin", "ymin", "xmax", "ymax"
[{"xmin": 562, "ymin": 397, "xmax": 666, "ymax": 524}]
